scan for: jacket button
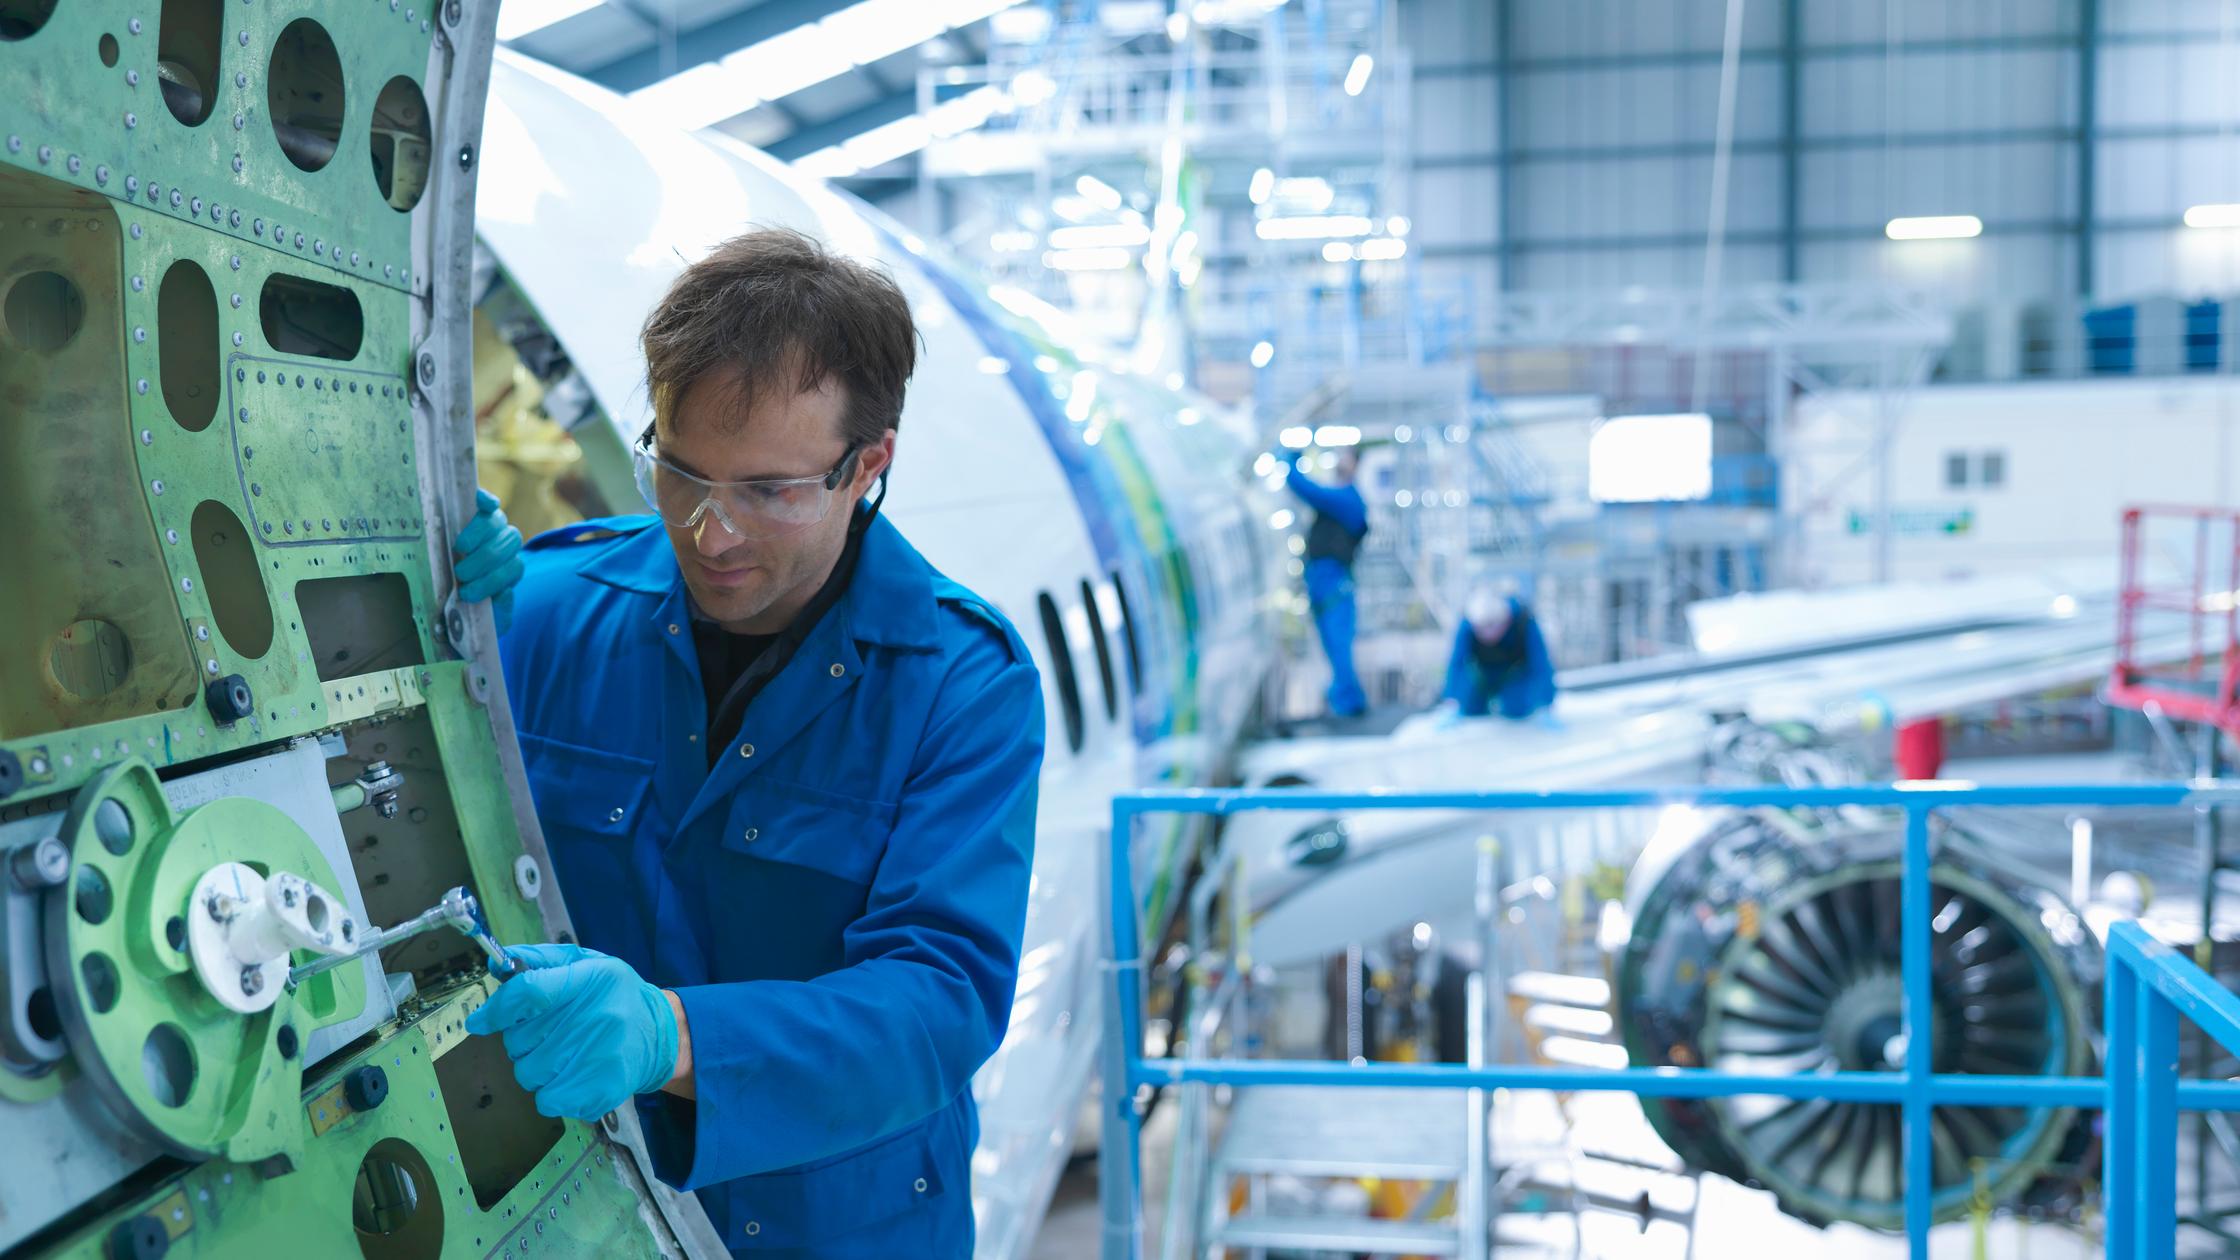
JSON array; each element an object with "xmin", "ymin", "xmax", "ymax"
[
  {"xmin": 742, "ymin": 828, "xmax": 759, "ymax": 843},
  {"xmin": 913, "ymin": 1177, "xmax": 928, "ymax": 1193},
  {"xmin": 607, "ymin": 807, "xmax": 625, "ymax": 822},
  {"xmin": 744, "ymin": 1222, "xmax": 759, "ymax": 1236},
  {"xmin": 666, "ymin": 623, "xmax": 679, "ymax": 635},
  {"xmin": 829, "ymin": 663, "xmax": 845, "ymax": 678},
  {"xmin": 738, "ymin": 743, "xmax": 754, "ymax": 758}
]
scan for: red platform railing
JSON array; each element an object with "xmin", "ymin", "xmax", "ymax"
[{"xmin": 2109, "ymin": 505, "xmax": 2240, "ymax": 734}]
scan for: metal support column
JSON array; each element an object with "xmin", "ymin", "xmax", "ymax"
[
  {"xmin": 2143, "ymin": 980, "xmax": 2182, "ymax": 1259},
  {"xmin": 1494, "ymin": 0, "xmax": 1517, "ymax": 292},
  {"xmin": 2107, "ymin": 943, "xmax": 2138, "ymax": 1260},
  {"xmin": 2078, "ymin": 0, "xmax": 2099, "ymax": 296},
  {"xmin": 1900, "ymin": 803, "xmax": 1934, "ymax": 1257},
  {"xmin": 1781, "ymin": 0, "xmax": 1802, "ymax": 283}
]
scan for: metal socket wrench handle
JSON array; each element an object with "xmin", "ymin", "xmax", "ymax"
[{"xmin": 289, "ymin": 886, "xmax": 512, "ymax": 985}]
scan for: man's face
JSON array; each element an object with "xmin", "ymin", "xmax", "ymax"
[
  {"xmin": 657, "ymin": 370, "xmax": 894, "ymax": 634},
  {"xmin": 1333, "ymin": 449, "xmax": 1359, "ymax": 482}
]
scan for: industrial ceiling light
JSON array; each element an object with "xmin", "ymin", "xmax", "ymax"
[
  {"xmin": 1075, "ymin": 174, "xmax": 1125, "ymax": 211},
  {"xmin": 1255, "ymin": 214, "xmax": 1374, "ymax": 240},
  {"xmin": 1356, "ymin": 237, "xmax": 1406, "ymax": 261},
  {"xmin": 1252, "ymin": 341, "xmax": 1277, "ymax": 368},
  {"xmin": 1043, "ymin": 247, "xmax": 1135, "ymax": 272},
  {"xmin": 1248, "ymin": 168, "xmax": 1276, "ymax": 205},
  {"xmin": 1343, "ymin": 53, "xmax": 1374, "ymax": 96},
  {"xmin": 1049, "ymin": 223, "xmax": 1152, "ymax": 250},
  {"xmin": 1321, "ymin": 241, "xmax": 1354, "ymax": 262},
  {"xmin": 2185, "ymin": 204, "xmax": 2240, "ymax": 228},
  {"xmin": 1885, "ymin": 214, "xmax": 1983, "ymax": 241}
]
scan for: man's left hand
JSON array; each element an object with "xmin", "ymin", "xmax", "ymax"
[{"xmin": 465, "ymin": 943, "xmax": 680, "ymax": 1121}]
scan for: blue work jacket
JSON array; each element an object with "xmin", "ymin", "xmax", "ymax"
[
  {"xmin": 1440, "ymin": 598, "xmax": 1557, "ymax": 719},
  {"xmin": 499, "ymin": 512, "xmax": 1044, "ymax": 1257}
]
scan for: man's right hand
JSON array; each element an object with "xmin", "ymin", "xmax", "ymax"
[{"xmin": 453, "ymin": 488, "xmax": 525, "ymax": 631}]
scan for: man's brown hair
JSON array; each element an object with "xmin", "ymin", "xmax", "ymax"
[{"xmin": 640, "ymin": 227, "xmax": 918, "ymax": 448}]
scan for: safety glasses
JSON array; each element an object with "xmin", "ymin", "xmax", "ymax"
[{"xmin": 632, "ymin": 426, "xmax": 861, "ymax": 540}]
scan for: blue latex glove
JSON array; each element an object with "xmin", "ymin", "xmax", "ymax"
[
  {"xmin": 464, "ymin": 943, "xmax": 679, "ymax": 1121},
  {"xmin": 452, "ymin": 488, "xmax": 525, "ymax": 631}
]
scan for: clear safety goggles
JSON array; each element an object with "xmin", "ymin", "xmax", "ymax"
[{"xmin": 632, "ymin": 426, "xmax": 861, "ymax": 541}]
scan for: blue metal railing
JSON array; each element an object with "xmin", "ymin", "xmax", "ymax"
[
  {"xmin": 1099, "ymin": 783, "xmax": 2240, "ymax": 1260},
  {"xmin": 2105, "ymin": 919, "xmax": 2240, "ymax": 1257}
]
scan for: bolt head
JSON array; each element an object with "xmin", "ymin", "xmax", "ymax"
[{"xmin": 240, "ymin": 966, "xmax": 264, "ymax": 995}]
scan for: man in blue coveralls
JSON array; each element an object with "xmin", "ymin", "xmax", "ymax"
[
  {"xmin": 1439, "ymin": 586, "xmax": 1556, "ymax": 721},
  {"xmin": 446, "ymin": 228, "xmax": 1045, "ymax": 1257},
  {"xmin": 1281, "ymin": 446, "xmax": 1370, "ymax": 718}
]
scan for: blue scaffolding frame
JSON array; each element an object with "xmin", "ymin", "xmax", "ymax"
[{"xmin": 1099, "ymin": 783, "xmax": 2240, "ymax": 1260}]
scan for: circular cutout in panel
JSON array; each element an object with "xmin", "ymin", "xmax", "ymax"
[
  {"xmin": 158, "ymin": 259, "xmax": 219, "ymax": 431},
  {"xmin": 80, "ymin": 952, "xmax": 120, "ymax": 1013},
  {"xmin": 74, "ymin": 866, "xmax": 114, "ymax": 926},
  {"xmin": 157, "ymin": 0, "xmax": 222, "ymax": 127},
  {"xmin": 99, "ymin": 33, "xmax": 119, "ymax": 66},
  {"xmin": 190, "ymin": 501, "xmax": 276, "ymax": 659},
  {"xmin": 268, "ymin": 19, "xmax": 345, "ymax": 172},
  {"xmin": 94, "ymin": 800, "xmax": 134, "ymax": 857},
  {"xmin": 141, "ymin": 1024, "xmax": 196, "ymax": 1108},
  {"xmin": 370, "ymin": 76, "xmax": 431, "ymax": 212},
  {"xmin": 4, "ymin": 271, "xmax": 85, "ymax": 352},
  {"xmin": 0, "ymin": 0, "xmax": 57, "ymax": 41},
  {"xmin": 353, "ymin": 1139, "xmax": 443, "ymax": 1258},
  {"xmin": 49, "ymin": 619, "xmax": 133, "ymax": 700},
  {"xmin": 26, "ymin": 985, "xmax": 61, "ymax": 1042}
]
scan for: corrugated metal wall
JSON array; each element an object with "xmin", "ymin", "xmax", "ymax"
[{"xmin": 1402, "ymin": 0, "xmax": 2240, "ymax": 312}]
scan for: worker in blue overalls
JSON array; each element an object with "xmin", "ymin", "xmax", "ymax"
[
  {"xmin": 1439, "ymin": 585, "xmax": 1556, "ymax": 721},
  {"xmin": 1282, "ymin": 445, "xmax": 1370, "ymax": 718},
  {"xmin": 446, "ymin": 228, "xmax": 1044, "ymax": 1258}
]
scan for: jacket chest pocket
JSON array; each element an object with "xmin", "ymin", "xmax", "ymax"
[
  {"xmin": 721, "ymin": 776, "xmax": 898, "ymax": 887},
  {"xmin": 519, "ymin": 731, "xmax": 657, "ymax": 846}
]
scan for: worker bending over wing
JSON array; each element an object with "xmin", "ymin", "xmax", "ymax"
[{"xmin": 1440, "ymin": 586, "xmax": 1556, "ymax": 721}]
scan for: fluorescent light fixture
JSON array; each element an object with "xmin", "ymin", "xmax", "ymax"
[
  {"xmin": 1278, "ymin": 425, "xmax": 1312, "ymax": 448},
  {"xmin": 1170, "ymin": 230, "xmax": 1199, "ymax": 264},
  {"xmin": 1076, "ymin": 174, "xmax": 1125, "ymax": 211},
  {"xmin": 1043, "ymin": 247, "xmax": 1135, "ymax": 272},
  {"xmin": 990, "ymin": 7, "xmax": 1052, "ymax": 41},
  {"xmin": 927, "ymin": 86, "xmax": 1013, "ymax": 137},
  {"xmin": 631, "ymin": 0, "xmax": 1028, "ymax": 130},
  {"xmin": 1387, "ymin": 215, "xmax": 1411, "ymax": 237},
  {"xmin": 2186, "ymin": 203, "xmax": 2240, "ymax": 228},
  {"xmin": 1065, "ymin": 370, "xmax": 1098, "ymax": 423},
  {"xmin": 842, "ymin": 113, "xmax": 934, "ymax": 170},
  {"xmin": 1051, "ymin": 195, "xmax": 1098, "ymax": 222},
  {"xmin": 1251, "ymin": 340, "xmax": 1277, "ymax": 368},
  {"xmin": 1343, "ymin": 53, "xmax": 1374, "ymax": 96},
  {"xmin": 821, "ymin": 0, "xmax": 948, "ymax": 69},
  {"xmin": 1167, "ymin": 11, "xmax": 1190, "ymax": 39},
  {"xmin": 989, "ymin": 228, "xmax": 1039, "ymax": 253},
  {"xmin": 1885, "ymin": 214, "xmax": 1982, "ymax": 241},
  {"xmin": 1011, "ymin": 67, "xmax": 1057, "ymax": 106},
  {"xmin": 1273, "ymin": 176, "xmax": 1333, "ymax": 211},
  {"xmin": 1049, "ymin": 222, "xmax": 1151, "ymax": 249},
  {"xmin": 630, "ymin": 62, "xmax": 760, "ymax": 132},
  {"xmin": 1268, "ymin": 509, "xmax": 1296, "ymax": 530},
  {"xmin": 1322, "ymin": 242, "xmax": 1353, "ymax": 262},
  {"xmin": 1176, "ymin": 255, "xmax": 1202, "ymax": 287},
  {"xmin": 977, "ymin": 355, "xmax": 1011, "ymax": 374},
  {"xmin": 1588, "ymin": 412, "xmax": 1714, "ymax": 503},
  {"xmin": 1164, "ymin": 371, "xmax": 1186, "ymax": 390},
  {"xmin": 497, "ymin": 0, "xmax": 605, "ymax": 41},
  {"xmin": 1356, "ymin": 237, "xmax": 1407, "ymax": 261},
  {"xmin": 1248, "ymin": 167, "xmax": 1275, "ymax": 205},
  {"xmin": 1314, "ymin": 424, "xmax": 1362, "ymax": 447},
  {"xmin": 1255, "ymin": 214, "xmax": 1374, "ymax": 240}
]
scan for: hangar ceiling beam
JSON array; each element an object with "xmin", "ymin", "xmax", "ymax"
[
  {"xmin": 767, "ymin": 88, "xmax": 915, "ymax": 161},
  {"xmin": 580, "ymin": 0, "xmax": 861, "ymax": 94}
]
